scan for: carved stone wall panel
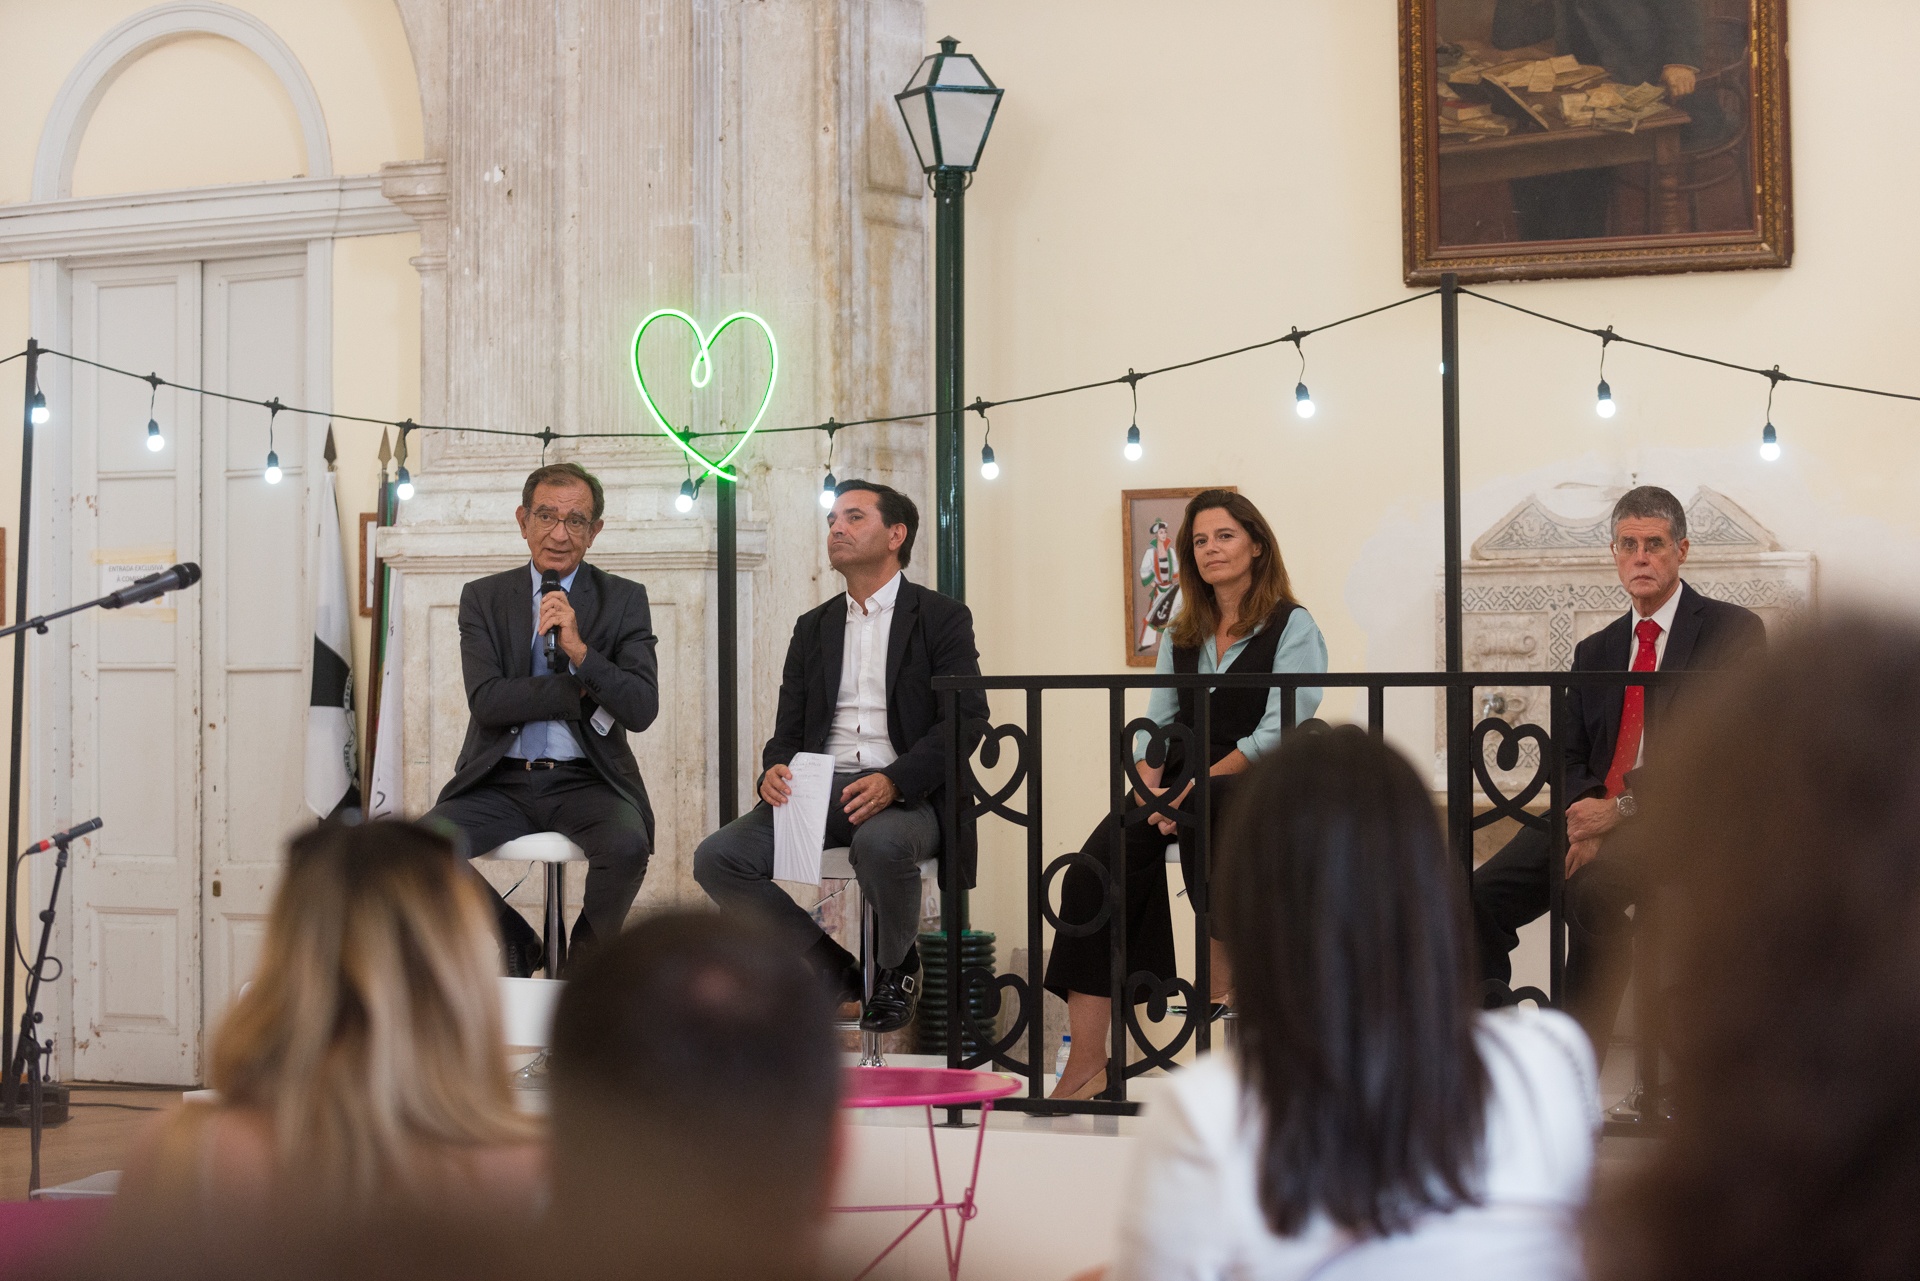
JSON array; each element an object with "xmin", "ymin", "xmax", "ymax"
[{"xmin": 1442, "ymin": 488, "xmax": 1816, "ymax": 796}]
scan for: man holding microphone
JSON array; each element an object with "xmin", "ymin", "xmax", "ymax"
[{"xmin": 425, "ymin": 463, "xmax": 660, "ymax": 977}]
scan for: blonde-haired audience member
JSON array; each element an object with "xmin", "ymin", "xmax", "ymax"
[
  {"xmin": 116, "ymin": 820, "xmax": 541, "ymax": 1230},
  {"xmin": 1107, "ymin": 727, "xmax": 1598, "ymax": 1280}
]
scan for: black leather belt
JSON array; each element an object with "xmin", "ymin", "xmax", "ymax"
[{"xmin": 498, "ymin": 757, "xmax": 588, "ymax": 772}]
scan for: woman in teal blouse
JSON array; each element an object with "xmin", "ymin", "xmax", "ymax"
[{"xmin": 1046, "ymin": 490, "xmax": 1327, "ymax": 1100}]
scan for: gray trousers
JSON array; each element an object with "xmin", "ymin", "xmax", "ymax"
[{"xmin": 692, "ymin": 771, "xmax": 938, "ymax": 970}]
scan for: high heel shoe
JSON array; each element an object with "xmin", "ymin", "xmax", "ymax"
[{"xmin": 1056, "ymin": 1065, "xmax": 1109, "ymax": 1101}]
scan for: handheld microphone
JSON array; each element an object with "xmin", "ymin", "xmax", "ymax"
[
  {"xmin": 102, "ymin": 562, "xmax": 201, "ymax": 610},
  {"xmin": 540, "ymin": 569, "xmax": 564, "ymax": 668},
  {"xmin": 25, "ymin": 817, "xmax": 102, "ymax": 854}
]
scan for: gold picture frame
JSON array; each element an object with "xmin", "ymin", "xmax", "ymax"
[{"xmin": 1401, "ymin": 0, "xmax": 1792, "ymax": 283}]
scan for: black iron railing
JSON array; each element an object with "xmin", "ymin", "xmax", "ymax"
[{"xmin": 933, "ymin": 669, "xmax": 1694, "ymax": 1117}]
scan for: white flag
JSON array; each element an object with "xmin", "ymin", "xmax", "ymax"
[
  {"xmin": 368, "ymin": 574, "xmax": 404, "ymax": 819},
  {"xmin": 305, "ymin": 471, "xmax": 361, "ymax": 818}
]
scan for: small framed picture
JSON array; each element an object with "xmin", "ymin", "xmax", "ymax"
[
  {"xmin": 1121, "ymin": 487, "xmax": 1234, "ymax": 668},
  {"xmin": 359, "ymin": 513, "xmax": 379, "ymax": 617}
]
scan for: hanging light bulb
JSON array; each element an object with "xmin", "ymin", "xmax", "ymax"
[
  {"xmin": 820, "ymin": 471, "xmax": 837, "ymax": 510},
  {"xmin": 1124, "ymin": 423, "xmax": 1142, "ymax": 461},
  {"xmin": 28, "ymin": 389, "xmax": 47, "ymax": 425},
  {"xmin": 676, "ymin": 478, "xmax": 697, "ymax": 513},
  {"xmin": 1595, "ymin": 379, "xmax": 1616, "ymax": 419},
  {"xmin": 395, "ymin": 466, "xmax": 415, "ymax": 501},
  {"xmin": 263, "ymin": 449, "xmax": 283, "ymax": 485},
  {"xmin": 146, "ymin": 417, "xmax": 165, "ymax": 452},
  {"xmin": 1294, "ymin": 382, "xmax": 1316, "ymax": 419},
  {"xmin": 1759, "ymin": 422, "xmax": 1781, "ymax": 462},
  {"xmin": 979, "ymin": 442, "xmax": 999, "ymax": 480}
]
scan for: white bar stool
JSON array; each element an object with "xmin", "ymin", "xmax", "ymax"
[
  {"xmin": 821, "ymin": 845, "xmax": 936, "ymax": 1067},
  {"xmin": 481, "ymin": 832, "xmax": 586, "ymax": 980}
]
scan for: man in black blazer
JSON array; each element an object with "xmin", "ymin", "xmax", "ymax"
[
  {"xmin": 424, "ymin": 462, "xmax": 659, "ymax": 976},
  {"xmin": 694, "ymin": 479, "xmax": 987, "ymax": 1032},
  {"xmin": 1473, "ymin": 485, "xmax": 1764, "ymax": 1050}
]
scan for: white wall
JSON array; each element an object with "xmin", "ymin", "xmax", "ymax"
[{"xmin": 926, "ymin": 0, "xmax": 1920, "ymax": 943}]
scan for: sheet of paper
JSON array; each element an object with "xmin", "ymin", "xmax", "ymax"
[
  {"xmin": 590, "ymin": 706, "xmax": 615, "ymax": 736},
  {"xmin": 772, "ymin": 751, "xmax": 837, "ymax": 885}
]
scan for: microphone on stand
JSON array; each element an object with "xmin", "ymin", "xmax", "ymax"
[
  {"xmin": 24, "ymin": 817, "xmax": 102, "ymax": 854},
  {"xmin": 540, "ymin": 569, "xmax": 564, "ymax": 669},
  {"xmin": 102, "ymin": 563, "xmax": 201, "ymax": 610}
]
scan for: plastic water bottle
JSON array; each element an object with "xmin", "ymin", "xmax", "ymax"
[{"xmin": 1054, "ymin": 1033, "xmax": 1072, "ymax": 1081}]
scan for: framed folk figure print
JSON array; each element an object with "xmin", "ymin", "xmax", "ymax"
[
  {"xmin": 1401, "ymin": 0, "xmax": 1791, "ymax": 283},
  {"xmin": 1122, "ymin": 487, "xmax": 1235, "ymax": 668}
]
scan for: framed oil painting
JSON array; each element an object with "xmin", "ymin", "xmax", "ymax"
[
  {"xmin": 1122, "ymin": 487, "xmax": 1235, "ymax": 668},
  {"xmin": 1401, "ymin": 0, "xmax": 1791, "ymax": 283}
]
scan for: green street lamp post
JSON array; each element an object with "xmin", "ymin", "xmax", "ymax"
[{"xmin": 896, "ymin": 37, "xmax": 1003, "ymax": 602}]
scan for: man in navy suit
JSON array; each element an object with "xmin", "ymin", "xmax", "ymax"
[
  {"xmin": 1473, "ymin": 485, "xmax": 1765, "ymax": 1049},
  {"xmin": 694, "ymin": 480, "xmax": 987, "ymax": 1033}
]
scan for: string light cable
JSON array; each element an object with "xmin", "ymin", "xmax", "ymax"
[
  {"xmin": 1459, "ymin": 287, "xmax": 1920, "ymax": 459},
  {"xmin": 15, "ymin": 284, "xmax": 1910, "ymax": 486}
]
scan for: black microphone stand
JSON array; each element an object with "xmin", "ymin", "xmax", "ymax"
[
  {"xmin": 4, "ymin": 823, "xmax": 92, "ymax": 1194},
  {"xmin": 0, "ymin": 577, "xmax": 187, "ymax": 1138}
]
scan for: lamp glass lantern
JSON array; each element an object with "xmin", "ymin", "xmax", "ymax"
[{"xmin": 894, "ymin": 37, "xmax": 1004, "ymax": 173}]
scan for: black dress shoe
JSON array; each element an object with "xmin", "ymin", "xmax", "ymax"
[{"xmin": 859, "ymin": 965, "xmax": 920, "ymax": 1033}]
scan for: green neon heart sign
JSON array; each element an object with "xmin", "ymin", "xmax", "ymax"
[{"xmin": 629, "ymin": 308, "xmax": 779, "ymax": 483}]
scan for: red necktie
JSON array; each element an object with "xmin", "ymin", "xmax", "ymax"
[{"xmin": 1604, "ymin": 618, "xmax": 1662, "ymax": 797}]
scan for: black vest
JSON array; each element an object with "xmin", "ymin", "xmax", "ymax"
[{"xmin": 1171, "ymin": 602, "xmax": 1300, "ymax": 766}]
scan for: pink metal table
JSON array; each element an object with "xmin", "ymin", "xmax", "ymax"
[{"xmin": 835, "ymin": 1065, "xmax": 1020, "ymax": 1281}]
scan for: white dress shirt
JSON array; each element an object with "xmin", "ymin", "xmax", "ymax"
[
  {"xmin": 824, "ymin": 571, "xmax": 902, "ymax": 771},
  {"xmin": 1110, "ymin": 1008, "xmax": 1598, "ymax": 1281},
  {"xmin": 1629, "ymin": 582, "xmax": 1684, "ymax": 767}
]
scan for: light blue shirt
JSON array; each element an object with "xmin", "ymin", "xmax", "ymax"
[
  {"xmin": 1136, "ymin": 607, "xmax": 1328, "ymax": 763},
  {"xmin": 505, "ymin": 562, "xmax": 583, "ymax": 761}
]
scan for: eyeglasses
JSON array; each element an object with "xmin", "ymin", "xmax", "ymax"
[
  {"xmin": 1612, "ymin": 536, "xmax": 1670, "ymax": 556},
  {"xmin": 528, "ymin": 508, "xmax": 594, "ymax": 537}
]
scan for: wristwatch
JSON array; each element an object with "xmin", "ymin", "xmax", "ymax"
[{"xmin": 1616, "ymin": 793, "xmax": 1639, "ymax": 820}]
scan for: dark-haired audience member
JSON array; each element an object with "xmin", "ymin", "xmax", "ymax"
[
  {"xmin": 115, "ymin": 821, "xmax": 541, "ymax": 1231},
  {"xmin": 693, "ymin": 480, "xmax": 987, "ymax": 1033},
  {"xmin": 546, "ymin": 910, "xmax": 842, "ymax": 1279},
  {"xmin": 1472, "ymin": 484, "xmax": 1763, "ymax": 1050},
  {"xmin": 424, "ymin": 461, "xmax": 661, "ymax": 976},
  {"xmin": 1109, "ymin": 727, "xmax": 1598, "ymax": 1279},
  {"xmin": 1046, "ymin": 489, "xmax": 1326, "ymax": 1100},
  {"xmin": 1589, "ymin": 613, "xmax": 1920, "ymax": 1281}
]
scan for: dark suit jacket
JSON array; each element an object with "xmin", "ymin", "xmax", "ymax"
[
  {"xmin": 1492, "ymin": 0, "xmax": 1706, "ymax": 89},
  {"xmin": 437, "ymin": 562, "xmax": 660, "ymax": 842},
  {"xmin": 1563, "ymin": 580, "xmax": 1765, "ymax": 801},
  {"xmin": 760, "ymin": 577, "xmax": 990, "ymax": 884}
]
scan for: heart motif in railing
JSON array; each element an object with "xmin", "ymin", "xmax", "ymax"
[
  {"xmin": 1471, "ymin": 716, "xmax": 1552, "ymax": 827},
  {"xmin": 958, "ymin": 966, "xmax": 1031, "ymax": 1074},
  {"xmin": 966, "ymin": 720, "xmax": 1028, "ymax": 824},
  {"xmin": 629, "ymin": 309, "xmax": 779, "ymax": 482},
  {"xmin": 1121, "ymin": 971, "xmax": 1203, "ymax": 1076}
]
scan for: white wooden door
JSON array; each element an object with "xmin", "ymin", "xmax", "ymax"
[
  {"xmin": 199, "ymin": 255, "xmax": 308, "ymax": 1036},
  {"xmin": 67, "ymin": 255, "xmax": 309, "ymax": 1083},
  {"xmin": 68, "ymin": 262, "xmax": 205, "ymax": 1084}
]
